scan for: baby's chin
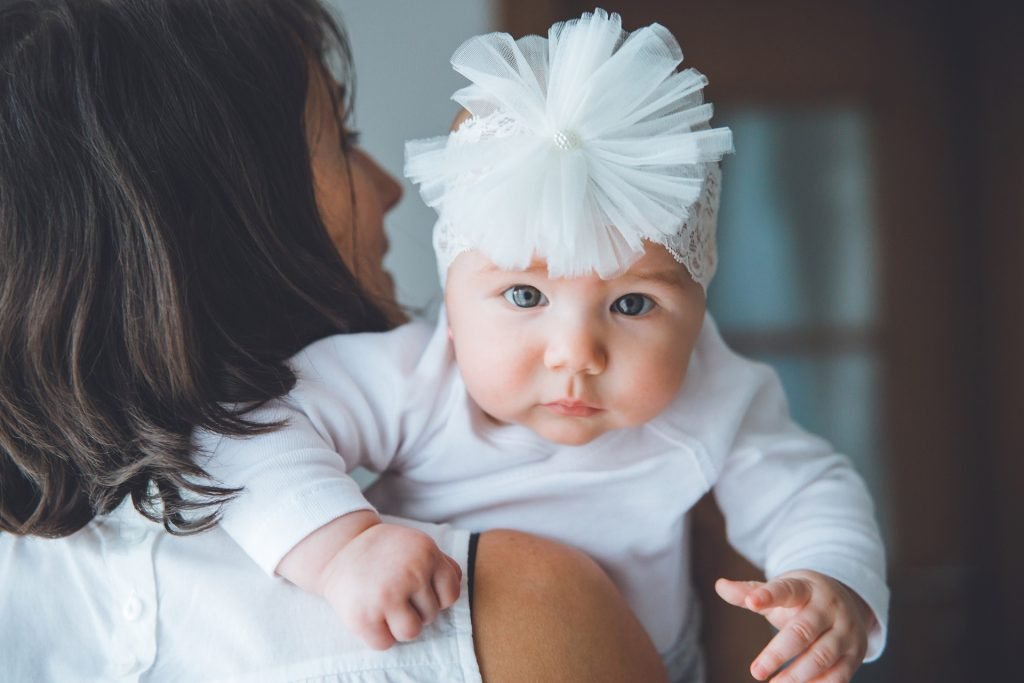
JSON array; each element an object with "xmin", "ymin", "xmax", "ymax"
[
  {"xmin": 527, "ymin": 418, "xmax": 616, "ymax": 447},
  {"xmin": 485, "ymin": 409, "xmax": 610, "ymax": 446}
]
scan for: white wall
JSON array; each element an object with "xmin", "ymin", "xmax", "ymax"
[{"xmin": 327, "ymin": 1, "xmax": 496, "ymax": 320}]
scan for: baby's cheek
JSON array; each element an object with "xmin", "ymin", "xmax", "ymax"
[
  {"xmin": 620, "ymin": 358, "xmax": 689, "ymax": 425},
  {"xmin": 458, "ymin": 353, "xmax": 521, "ymax": 422}
]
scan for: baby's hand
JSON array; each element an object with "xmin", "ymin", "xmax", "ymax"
[
  {"xmin": 715, "ymin": 570, "xmax": 874, "ymax": 683},
  {"xmin": 319, "ymin": 523, "xmax": 463, "ymax": 650}
]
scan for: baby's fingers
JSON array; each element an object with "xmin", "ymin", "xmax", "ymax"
[
  {"xmin": 354, "ymin": 615, "xmax": 397, "ymax": 651},
  {"xmin": 386, "ymin": 602, "xmax": 426, "ymax": 643},
  {"xmin": 806, "ymin": 655, "xmax": 857, "ymax": 683},
  {"xmin": 445, "ymin": 553, "xmax": 463, "ymax": 583},
  {"xmin": 748, "ymin": 576, "xmax": 813, "ymax": 611},
  {"xmin": 750, "ymin": 614, "xmax": 831, "ymax": 680},
  {"xmin": 773, "ymin": 651, "xmax": 856, "ymax": 683},
  {"xmin": 410, "ymin": 586, "xmax": 440, "ymax": 627},
  {"xmin": 715, "ymin": 578, "xmax": 765, "ymax": 608},
  {"xmin": 432, "ymin": 554, "xmax": 462, "ymax": 610}
]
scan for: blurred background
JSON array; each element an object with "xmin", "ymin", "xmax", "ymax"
[{"xmin": 332, "ymin": 1, "xmax": 1022, "ymax": 680}]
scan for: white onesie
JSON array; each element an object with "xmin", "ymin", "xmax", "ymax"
[{"xmin": 201, "ymin": 314, "xmax": 889, "ymax": 680}]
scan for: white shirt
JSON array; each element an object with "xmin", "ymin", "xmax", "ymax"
[
  {"xmin": 202, "ymin": 315, "xmax": 889, "ymax": 669},
  {"xmin": 0, "ymin": 504, "xmax": 479, "ymax": 682}
]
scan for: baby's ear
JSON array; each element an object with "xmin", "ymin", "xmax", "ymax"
[{"xmin": 450, "ymin": 108, "xmax": 472, "ymax": 133}]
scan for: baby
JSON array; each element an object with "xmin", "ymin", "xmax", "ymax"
[{"xmin": 204, "ymin": 11, "xmax": 888, "ymax": 683}]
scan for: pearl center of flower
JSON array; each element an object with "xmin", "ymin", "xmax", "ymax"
[{"xmin": 552, "ymin": 129, "xmax": 583, "ymax": 151}]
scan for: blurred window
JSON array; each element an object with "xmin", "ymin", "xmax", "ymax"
[{"xmin": 709, "ymin": 107, "xmax": 889, "ymax": 535}]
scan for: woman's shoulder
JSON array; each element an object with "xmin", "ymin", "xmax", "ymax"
[{"xmin": 0, "ymin": 510, "xmax": 482, "ymax": 683}]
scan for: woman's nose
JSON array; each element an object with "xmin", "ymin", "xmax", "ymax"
[
  {"xmin": 358, "ymin": 149, "xmax": 403, "ymax": 212},
  {"xmin": 543, "ymin": 323, "xmax": 607, "ymax": 375}
]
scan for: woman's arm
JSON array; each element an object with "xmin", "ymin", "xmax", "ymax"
[{"xmin": 473, "ymin": 530, "xmax": 669, "ymax": 683}]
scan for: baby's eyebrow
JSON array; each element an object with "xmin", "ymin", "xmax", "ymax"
[
  {"xmin": 475, "ymin": 261, "xmax": 686, "ymax": 287},
  {"xmin": 478, "ymin": 262, "xmax": 547, "ymax": 276},
  {"xmin": 620, "ymin": 268, "xmax": 689, "ymax": 288}
]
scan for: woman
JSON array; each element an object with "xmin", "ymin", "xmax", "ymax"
[{"xmin": 0, "ymin": 1, "xmax": 666, "ymax": 680}]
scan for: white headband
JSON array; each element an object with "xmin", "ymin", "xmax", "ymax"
[{"xmin": 405, "ymin": 9, "xmax": 733, "ymax": 288}]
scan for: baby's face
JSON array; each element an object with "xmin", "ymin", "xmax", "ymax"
[{"xmin": 445, "ymin": 244, "xmax": 705, "ymax": 446}]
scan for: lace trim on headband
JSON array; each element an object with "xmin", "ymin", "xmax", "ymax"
[{"xmin": 658, "ymin": 166, "xmax": 720, "ymax": 290}]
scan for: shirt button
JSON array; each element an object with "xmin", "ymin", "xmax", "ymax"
[{"xmin": 122, "ymin": 595, "xmax": 144, "ymax": 622}]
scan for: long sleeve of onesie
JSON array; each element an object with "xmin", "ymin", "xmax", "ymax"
[
  {"xmin": 663, "ymin": 317, "xmax": 890, "ymax": 660},
  {"xmin": 195, "ymin": 322, "xmax": 435, "ymax": 575}
]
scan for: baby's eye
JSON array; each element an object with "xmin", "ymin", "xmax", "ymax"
[
  {"xmin": 611, "ymin": 293, "xmax": 655, "ymax": 317},
  {"xmin": 503, "ymin": 285, "xmax": 548, "ymax": 308}
]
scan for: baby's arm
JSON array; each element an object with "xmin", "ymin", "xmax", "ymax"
[
  {"xmin": 711, "ymin": 402, "xmax": 887, "ymax": 682},
  {"xmin": 198, "ymin": 325, "xmax": 459, "ymax": 648},
  {"xmin": 691, "ymin": 322, "xmax": 888, "ymax": 681}
]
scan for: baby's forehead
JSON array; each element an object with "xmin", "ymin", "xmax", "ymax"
[{"xmin": 469, "ymin": 244, "xmax": 693, "ymax": 286}]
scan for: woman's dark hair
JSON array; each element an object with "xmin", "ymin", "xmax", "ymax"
[{"xmin": 0, "ymin": 0, "xmax": 393, "ymax": 537}]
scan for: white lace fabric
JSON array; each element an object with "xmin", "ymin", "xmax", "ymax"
[{"xmin": 405, "ymin": 9, "xmax": 733, "ymax": 289}]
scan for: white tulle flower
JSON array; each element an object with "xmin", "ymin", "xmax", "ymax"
[{"xmin": 405, "ymin": 9, "xmax": 733, "ymax": 286}]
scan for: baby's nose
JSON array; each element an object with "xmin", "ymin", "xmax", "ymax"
[{"xmin": 543, "ymin": 324, "xmax": 607, "ymax": 375}]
